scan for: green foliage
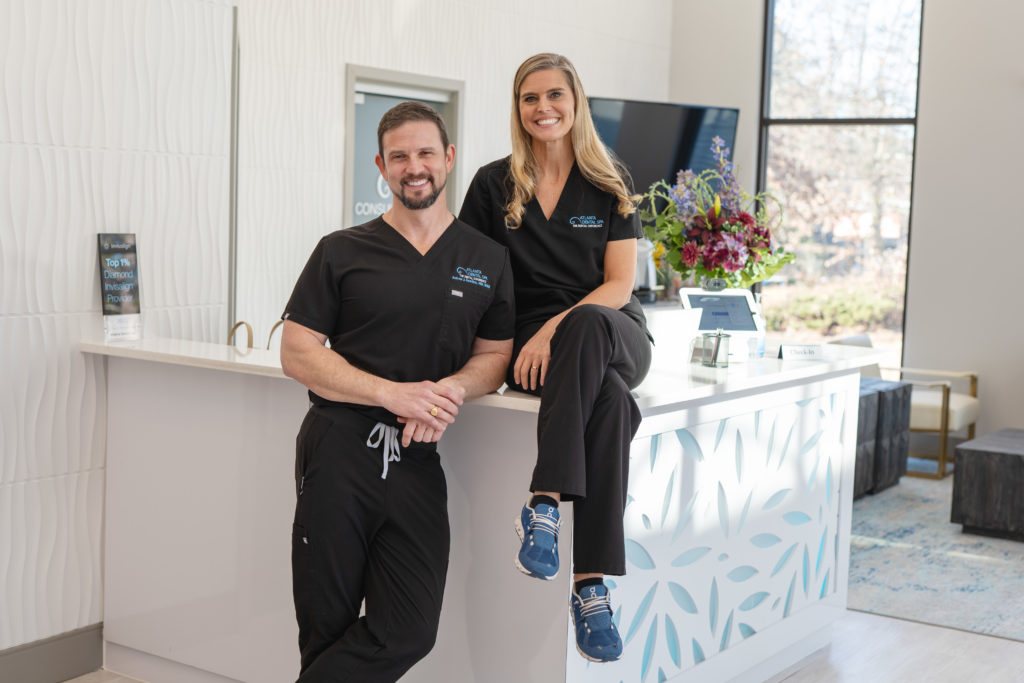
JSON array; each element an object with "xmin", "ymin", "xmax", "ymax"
[{"xmin": 767, "ymin": 286, "xmax": 903, "ymax": 334}]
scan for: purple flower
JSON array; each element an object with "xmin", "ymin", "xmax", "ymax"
[
  {"xmin": 746, "ymin": 222, "xmax": 771, "ymax": 250},
  {"xmin": 703, "ymin": 232, "xmax": 749, "ymax": 273},
  {"xmin": 681, "ymin": 241, "xmax": 701, "ymax": 267},
  {"xmin": 671, "ymin": 170, "xmax": 699, "ymax": 217}
]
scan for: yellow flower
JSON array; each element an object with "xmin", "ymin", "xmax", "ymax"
[
  {"xmin": 652, "ymin": 242, "xmax": 666, "ymax": 269},
  {"xmin": 713, "ymin": 194, "xmax": 721, "ymax": 217}
]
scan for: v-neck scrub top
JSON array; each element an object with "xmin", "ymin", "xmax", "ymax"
[
  {"xmin": 282, "ymin": 216, "xmax": 515, "ymax": 424},
  {"xmin": 459, "ymin": 157, "xmax": 647, "ymax": 334}
]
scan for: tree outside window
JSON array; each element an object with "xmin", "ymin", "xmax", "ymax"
[{"xmin": 759, "ymin": 0, "xmax": 922, "ymax": 364}]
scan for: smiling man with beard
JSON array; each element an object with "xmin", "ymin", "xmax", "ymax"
[{"xmin": 279, "ymin": 101, "xmax": 515, "ymax": 682}]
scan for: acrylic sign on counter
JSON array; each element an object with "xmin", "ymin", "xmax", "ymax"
[{"xmin": 98, "ymin": 233, "xmax": 141, "ymax": 341}]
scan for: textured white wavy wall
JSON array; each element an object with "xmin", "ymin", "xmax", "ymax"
[
  {"xmin": 233, "ymin": 0, "xmax": 675, "ymax": 346},
  {"xmin": 0, "ymin": 0, "xmax": 232, "ymax": 650}
]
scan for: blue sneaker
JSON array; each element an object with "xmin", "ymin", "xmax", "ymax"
[
  {"xmin": 513, "ymin": 500, "xmax": 560, "ymax": 579},
  {"xmin": 570, "ymin": 583, "xmax": 623, "ymax": 662}
]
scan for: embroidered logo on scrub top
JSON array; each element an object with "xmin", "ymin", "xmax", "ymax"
[
  {"xmin": 452, "ymin": 266, "xmax": 490, "ymax": 289},
  {"xmin": 570, "ymin": 216, "xmax": 604, "ymax": 229}
]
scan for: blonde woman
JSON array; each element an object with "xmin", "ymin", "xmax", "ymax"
[{"xmin": 459, "ymin": 53, "xmax": 652, "ymax": 663}]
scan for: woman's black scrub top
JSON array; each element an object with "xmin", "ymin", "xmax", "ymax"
[{"xmin": 459, "ymin": 157, "xmax": 647, "ymax": 334}]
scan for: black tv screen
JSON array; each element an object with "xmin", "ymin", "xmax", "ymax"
[{"xmin": 589, "ymin": 97, "xmax": 740, "ymax": 194}]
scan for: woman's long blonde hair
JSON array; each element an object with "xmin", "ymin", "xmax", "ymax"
[{"xmin": 505, "ymin": 53, "xmax": 638, "ymax": 229}]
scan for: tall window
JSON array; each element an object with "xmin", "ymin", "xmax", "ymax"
[{"xmin": 758, "ymin": 0, "xmax": 923, "ymax": 363}]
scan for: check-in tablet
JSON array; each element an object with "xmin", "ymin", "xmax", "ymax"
[{"xmin": 679, "ymin": 288, "xmax": 760, "ymax": 332}]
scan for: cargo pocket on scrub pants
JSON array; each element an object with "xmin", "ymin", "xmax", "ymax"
[{"xmin": 291, "ymin": 411, "xmax": 330, "ymax": 616}]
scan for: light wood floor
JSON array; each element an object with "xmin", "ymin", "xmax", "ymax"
[
  {"xmin": 64, "ymin": 610, "xmax": 1024, "ymax": 682},
  {"xmin": 767, "ymin": 610, "xmax": 1024, "ymax": 682}
]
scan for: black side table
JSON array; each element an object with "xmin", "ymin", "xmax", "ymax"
[
  {"xmin": 853, "ymin": 383, "xmax": 879, "ymax": 499},
  {"xmin": 860, "ymin": 377, "xmax": 911, "ymax": 493},
  {"xmin": 951, "ymin": 428, "xmax": 1024, "ymax": 540}
]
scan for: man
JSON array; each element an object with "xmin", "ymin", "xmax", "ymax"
[{"xmin": 280, "ymin": 101, "xmax": 514, "ymax": 682}]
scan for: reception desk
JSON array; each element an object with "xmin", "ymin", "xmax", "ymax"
[{"xmin": 82, "ymin": 318, "xmax": 877, "ymax": 683}]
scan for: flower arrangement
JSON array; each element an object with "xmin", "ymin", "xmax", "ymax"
[{"xmin": 641, "ymin": 137, "xmax": 794, "ymax": 290}]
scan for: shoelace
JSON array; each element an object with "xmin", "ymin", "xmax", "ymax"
[
  {"xmin": 529, "ymin": 508, "xmax": 560, "ymax": 538},
  {"xmin": 578, "ymin": 590, "xmax": 613, "ymax": 620},
  {"xmin": 366, "ymin": 422, "xmax": 401, "ymax": 479}
]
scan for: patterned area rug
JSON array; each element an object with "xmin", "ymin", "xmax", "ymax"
[{"xmin": 848, "ymin": 475, "xmax": 1024, "ymax": 641}]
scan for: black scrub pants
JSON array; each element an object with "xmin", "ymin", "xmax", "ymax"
[
  {"xmin": 510, "ymin": 304, "xmax": 652, "ymax": 576},
  {"xmin": 291, "ymin": 406, "xmax": 450, "ymax": 683}
]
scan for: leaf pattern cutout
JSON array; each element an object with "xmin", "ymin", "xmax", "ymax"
[
  {"xmin": 641, "ymin": 618, "xmax": 658, "ymax": 682},
  {"xmin": 738, "ymin": 592, "xmax": 770, "ymax": 611},
  {"xmin": 762, "ymin": 488, "xmax": 790, "ymax": 511},
  {"xmin": 737, "ymin": 491, "xmax": 753, "ymax": 535},
  {"xmin": 720, "ymin": 609, "xmax": 734, "ymax": 652},
  {"xmin": 784, "ymin": 573, "xmax": 796, "ymax": 617},
  {"xmin": 783, "ymin": 511, "xmax": 811, "ymax": 525},
  {"xmin": 668, "ymin": 582, "xmax": 698, "ymax": 614},
  {"xmin": 664, "ymin": 615, "xmax": 681, "ymax": 667},
  {"xmin": 709, "ymin": 578, "xmax": 719, "ymax": 635},
  {"xmin": 661, "ymin": 468, "xmax": 675, "ymax": 527},
  {"xmin": 772, "ymin": 543, "xmax": 798, "ymax": 577},
  {"xmin": 692, "ymin": 638, "xmax": 705, "ymax": 664},
  {"xmin": 802, "ymin": 545, "xmax": 810, "ymax": 596},
  {"xmin": 826, "ymin": 457, "xmax": 834, "ymax": 507},
  {"xmin": 816, "ymin": 528, "xmax": 828, "ymax": 577},
  {"xmin": 672, "ymin": 546, "xmax": 711, "ymax": 567},
  {"xmin": 727, "ymin": 565, "xmax": 758, "ymax": 582},
  {"xmin": 799, "ymin": 429, "xmax": 824, "ymax": 457},
  {"xmin": 649, "ymin": 432, "xmax": 660, "ymax": 472},
  {"xmin": 717, "ymin": 483, "xmax": 729, "ymax": 538},
  {"xmin": 625, "ymin": 539, "xmax": 656, "ymax": 570},
  {"xmin": 776, "ymin": 424, "xmax": 795, "ymax": 470},
  {"xmin": 625, "ymin": 582, "xmax": 659, "ymax": 644},
  {"xmin": 675, "ymin": 428, "xmax": 704, "ymax": 462},
  {"xmin": 806, "ymin": 452, "xmax": 822, "ymax": 493},
  {"xmin": 750, "ymin": 533, "xmax": 781, "ymax": 548},
  {"xmin": 672, "ymin": 491, "xmax": 699, "ymax": 542},
  {"xmin": 766, "ymin": 419, "xmax": 777, "ymax": 466}
]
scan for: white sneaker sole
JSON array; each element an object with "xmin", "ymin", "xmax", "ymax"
[
  {"xmin": 574, "ymin": 641, "xmax": 621, "ymax": 663},
  {"xmin": 513, "ymin": 515, "xmax": 558, "ymax": 580}
]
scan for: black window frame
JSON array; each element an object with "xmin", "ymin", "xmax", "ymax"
[{"xmin": 755, "ymin": 0, "xmax": 926, "ymax": 361}]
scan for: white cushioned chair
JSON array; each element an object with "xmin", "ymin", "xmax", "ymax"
[
  {"xmin": 830, "ymin": 335, "xmax": 980, "ymax": 479},
  {"xmin": 897, "ymin": 367, "xmax": 980, "ymax": 479}
]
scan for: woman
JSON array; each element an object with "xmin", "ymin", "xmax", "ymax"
[{"xmin": 459, "ymin": 53, "xmax": 652, "ymax": 663}]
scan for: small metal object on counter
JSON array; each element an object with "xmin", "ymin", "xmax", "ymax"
[{"xmin": 702, "ymin": 328, "xmax": 730, "ymax": 368}]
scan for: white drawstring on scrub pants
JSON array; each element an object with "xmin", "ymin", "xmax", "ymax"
[{"xmin": 367, "ymin": 422, "xmax": 401, "ymax": 479}]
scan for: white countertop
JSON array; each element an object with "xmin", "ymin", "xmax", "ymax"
[
  {"xmin": 81, "ymin": 327, "xmax": 883, "ymax": 417},
  {"xmin": 80, "ymin": 336, "xmax": 286, "ymax": 378}
]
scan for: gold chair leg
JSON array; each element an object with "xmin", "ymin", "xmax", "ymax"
[
  {"xmin": 936, "ymin": 384, "xmax": 951, "ymax": 478},
  {"xmin": 936, "ymin": 435, "xmax": 948, "ymax": 478}
]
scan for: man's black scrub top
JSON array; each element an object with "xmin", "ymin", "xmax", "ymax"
[
  {"xmin": 459, "ymin": 157, "xmax": 647, "ymax": 334},
  {"xmin": 283, "ymin": 216, "xmax": 515, "ymax": 424}
]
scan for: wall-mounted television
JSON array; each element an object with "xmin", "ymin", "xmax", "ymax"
[{"xmin": 589, "ymin": 97, "xmax": 740, "ymax": 195}]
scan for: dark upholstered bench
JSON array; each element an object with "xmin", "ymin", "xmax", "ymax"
[
  {"xmin": 854, "ymin": 378, "xmax": 911, "ymax": 499},
  {"xmin": 951, "ymin": 428, "xmax": 1024, "ymax": 540},
  {"xmin": 854, "ymin": 383, "xmax": 879, "ymax": 499}
]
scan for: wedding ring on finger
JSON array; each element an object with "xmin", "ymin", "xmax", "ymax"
[{"xmin": 430, "ymin": 405, "xmax": 439, "ymax": 417}]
